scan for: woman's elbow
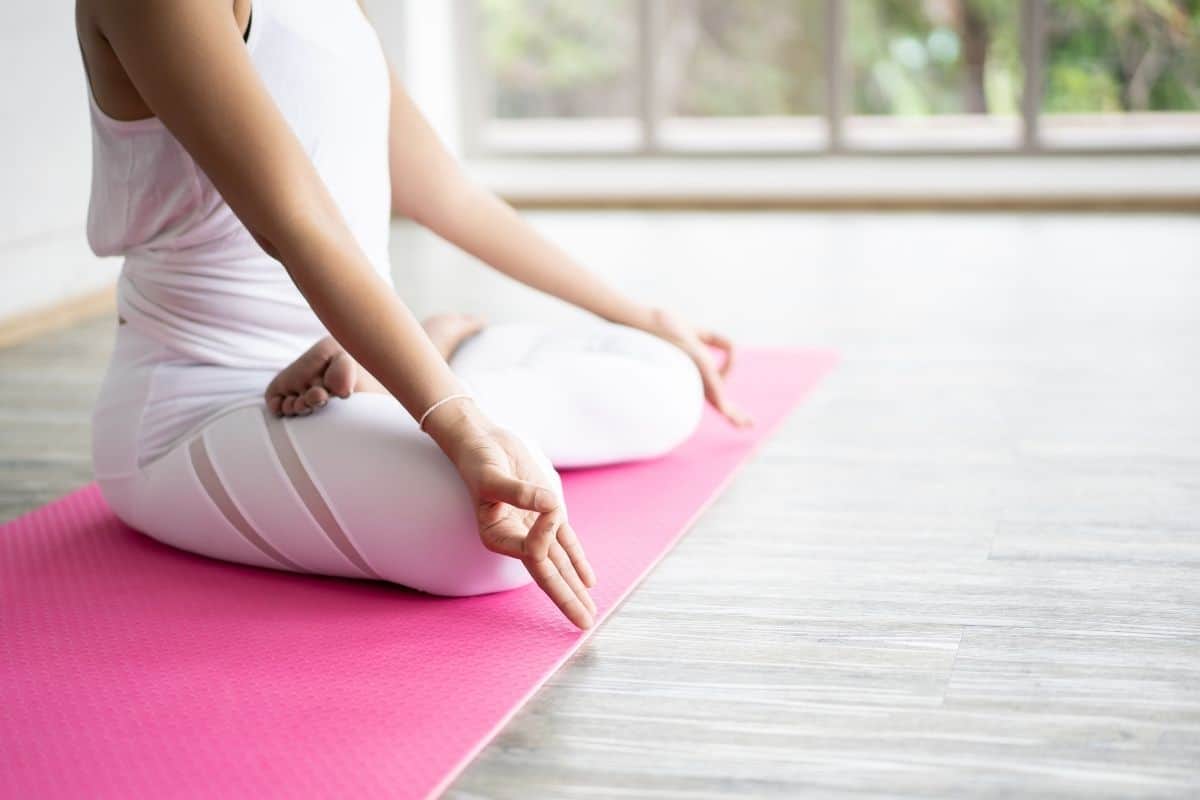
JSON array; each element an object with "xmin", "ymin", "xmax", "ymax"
[{"xmin": 247, "ymin": 226, "xmax": 282, "ymax": 260}]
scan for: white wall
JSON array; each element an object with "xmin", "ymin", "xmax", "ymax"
[
  {"xmin": 0, "ymin": 0, "xmax": 462, "ymax": 325},
  {"xmin": 390, "ymin": 0, "xmax": 464, "ymax": 156},
  {"xmin": 0, "ymin": 2, "xmax": 118, "ymax": 322},
  {"xmin": 363, "ymin": 0, "xmax": 465, "ymax": 154}
]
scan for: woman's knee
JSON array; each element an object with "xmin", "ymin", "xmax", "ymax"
[
  {"xmin": 403, "ymin": 531, "xmax": 534, "ymax": 597},
  {"xmin": 449, "ymin": 321, "xmax": 704, "ymax": 467},
  {"xmin": 290, "ymin": 394, "xmax": 543, "ymax": 597},
  {"xmin": 604, "ymin": 324, "xmax": 705, "ymax": 458}
]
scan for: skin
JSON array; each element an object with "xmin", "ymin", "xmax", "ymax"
[{"xmin": 75, "ymin": 0, "xmax": 749, "ymax": 629}]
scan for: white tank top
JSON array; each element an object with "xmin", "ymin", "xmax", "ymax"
[{"xmin": 85, "ymin": 0, "xmax": 393, "ymax": 369}]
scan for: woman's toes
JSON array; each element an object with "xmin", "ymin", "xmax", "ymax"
[
  {"xmin": 266, "ymin": 337, "xmax": 371, "ymax": 416},
  {"xmin": 322, "ymin": 351, "xmax": 357, "ymax": 399},
  {"xmin": 282, "ymin": 394, "xmax": 302, "ymax": 416},
  {"xmin": 302, "ymin": 384, "xmax": 329, "ymax": 409}
]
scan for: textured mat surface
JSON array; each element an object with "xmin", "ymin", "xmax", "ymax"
[{"xmin": 1, "ymin": 348, "xmax": 835, "ymax": 799}]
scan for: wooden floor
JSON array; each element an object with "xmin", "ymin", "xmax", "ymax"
[{"xmin": 3, "ymin": 211, "xmax": 1199, "ymax": 798}]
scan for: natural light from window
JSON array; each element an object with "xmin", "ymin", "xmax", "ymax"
[{"xmin": 466, "ymin": 0, "xmax": 1200, "ymax": 155}]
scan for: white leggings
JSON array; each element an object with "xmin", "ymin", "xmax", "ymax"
[{"xmin": 92, "ymin": 322, "xmax": 703, "ymax": 596}]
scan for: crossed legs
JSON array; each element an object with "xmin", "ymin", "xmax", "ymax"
[{"xmin": 98, "ymin": 319, "xmax": 704, "ymax": 596}]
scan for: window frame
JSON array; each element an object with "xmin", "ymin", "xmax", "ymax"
[{"xmin": 455, "ymin": 0, "xmax": 1200, "ymax": 158}]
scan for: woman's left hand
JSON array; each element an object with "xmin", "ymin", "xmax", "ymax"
[{"xmin": 639, "ymin": 308, "xmax": 753, "ymax": 428}]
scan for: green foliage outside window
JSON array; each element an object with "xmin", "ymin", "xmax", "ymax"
[
  {"xmin": 480, "ymin": 0, "xmax": 1200, "ymax": 118},
  {"xmin": 1045, "ymin": 0, "xmax": 1200, "ymax": 112},
  {"xmin": 480, "ymin": 0, "xmax": 637, "ymax": 117}
]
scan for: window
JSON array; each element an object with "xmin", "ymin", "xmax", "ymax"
[
  {"xmin": 655, "ymin": 1, "xmax": 827, "ymax": 151},
  {"xmin": 845, "ymin": 0, "xmax": 1022, "ymax": 150},
  {"xmin": 1041, "ymin": 0, "xmax": 1200, "ymax": 148},
  {"xmin": 477, "ymin": 0, "xmax": 640, "ymax": 151},
  {"xmin": 462, "ymin": 0, "xmax": 1200, "ymax": 155}
]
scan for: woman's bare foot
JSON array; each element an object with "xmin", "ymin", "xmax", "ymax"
[
  {"xmin": 266, "ymin": 314, "xmax": 486, "ymax": 417},
  {"xmin": 423, "ymin": 312, "xmax": 486, "ymax": 360},
  {"xmin": 265, "ymin": 336, "xmax": 385, "ymax": 417}
]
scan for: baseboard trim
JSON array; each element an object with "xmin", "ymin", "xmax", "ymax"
[
  {"xmin": 0, "ymin": 284, "xmax": 117, "ymax": 350},
  {"xmin": 476, "ymin": 154, "xmax": 1200, "ymax": 214},
  {"xmin": 502, "ymin": 194, "xmax": 1200, "ymax": 212}
]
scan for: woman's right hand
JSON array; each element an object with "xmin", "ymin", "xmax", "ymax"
[{"xmin": 423, "ymin": 399, "xmax": 598, "ymax": 629}]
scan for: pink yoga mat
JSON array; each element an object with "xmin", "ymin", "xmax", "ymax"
[{"xmin": 1, "ymin": 348, "xmax": 835, "ymax": 799}]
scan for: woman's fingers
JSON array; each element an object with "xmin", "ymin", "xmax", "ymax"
[
  {"xmin": 522, "ymin": 504, "xmax": 558, "ymax": 561},
  {"xmin": 693, "ymin": 347, "xmax": 754, "ymax": 428},
  {"xmin": 526, "ymin": 556, "xmax": 594, "ymax": 629},
  {"xmin": 524, "ymin": 514, "xmax": 594, "ymax": 629},
  {"xmin": 556, "ymin": 520, "xmax": 596, "ymax": 588},
  {"xmin": 642, "ymin": 310, "xmax": 750, "ymax": 428},
  {"xmin": 454, "ymin": 419, "xmax": 596, "ymax": 629},
  {"xmin": 548, "ymin": 540, "xmax": 596, "ymax": 616},
  {"xmin": 478, "ymin": 501, "xmax": 596, "ymax": 628},
  {"xmin": 480, "ymin": 469, "xmax": 560, "ymax": 514},
  {"xmin": 699, "ymin": 330, "xmax": 735, "ymax": 376},
  {"xmin": 476, "ymin": 511, "xmax": 527, "ymax": 558}
]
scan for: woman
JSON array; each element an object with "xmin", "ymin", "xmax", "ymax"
[{"xmin": 77, "ymin": 0, "xmax": 749, "ymax": 630}]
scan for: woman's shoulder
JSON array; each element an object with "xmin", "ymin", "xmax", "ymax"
[{"xmin": 77, "ymin": 0, "xmax": 250, "ymax": 126}]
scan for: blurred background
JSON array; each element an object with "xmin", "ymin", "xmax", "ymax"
[{"xmin": 468, "ymin": 0, "xmax": 1200, "ymax": 153}]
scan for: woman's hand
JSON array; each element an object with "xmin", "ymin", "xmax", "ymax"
[
  {"xmin": 639, "ymin": 308, "xmax": 753, "ymax": 428},
  {"xmin": 424, "ymin": 399, "xmax": 598, "ymax": 630}
]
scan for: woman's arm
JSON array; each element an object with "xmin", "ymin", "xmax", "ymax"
[
  {"xmin": 82, "ymin": 0, "xmax": 596, "ymax": 627},
  {"xmin": 382, "ymin": 66, "xmax": 750, "ymax": 426},
  {"xmin": 383, "ymin": 73, "xmax": 647, "ymax": 330},
  {"xmin": 89, "ymin": 0, "xmax": 450, "ymax": 419}
]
